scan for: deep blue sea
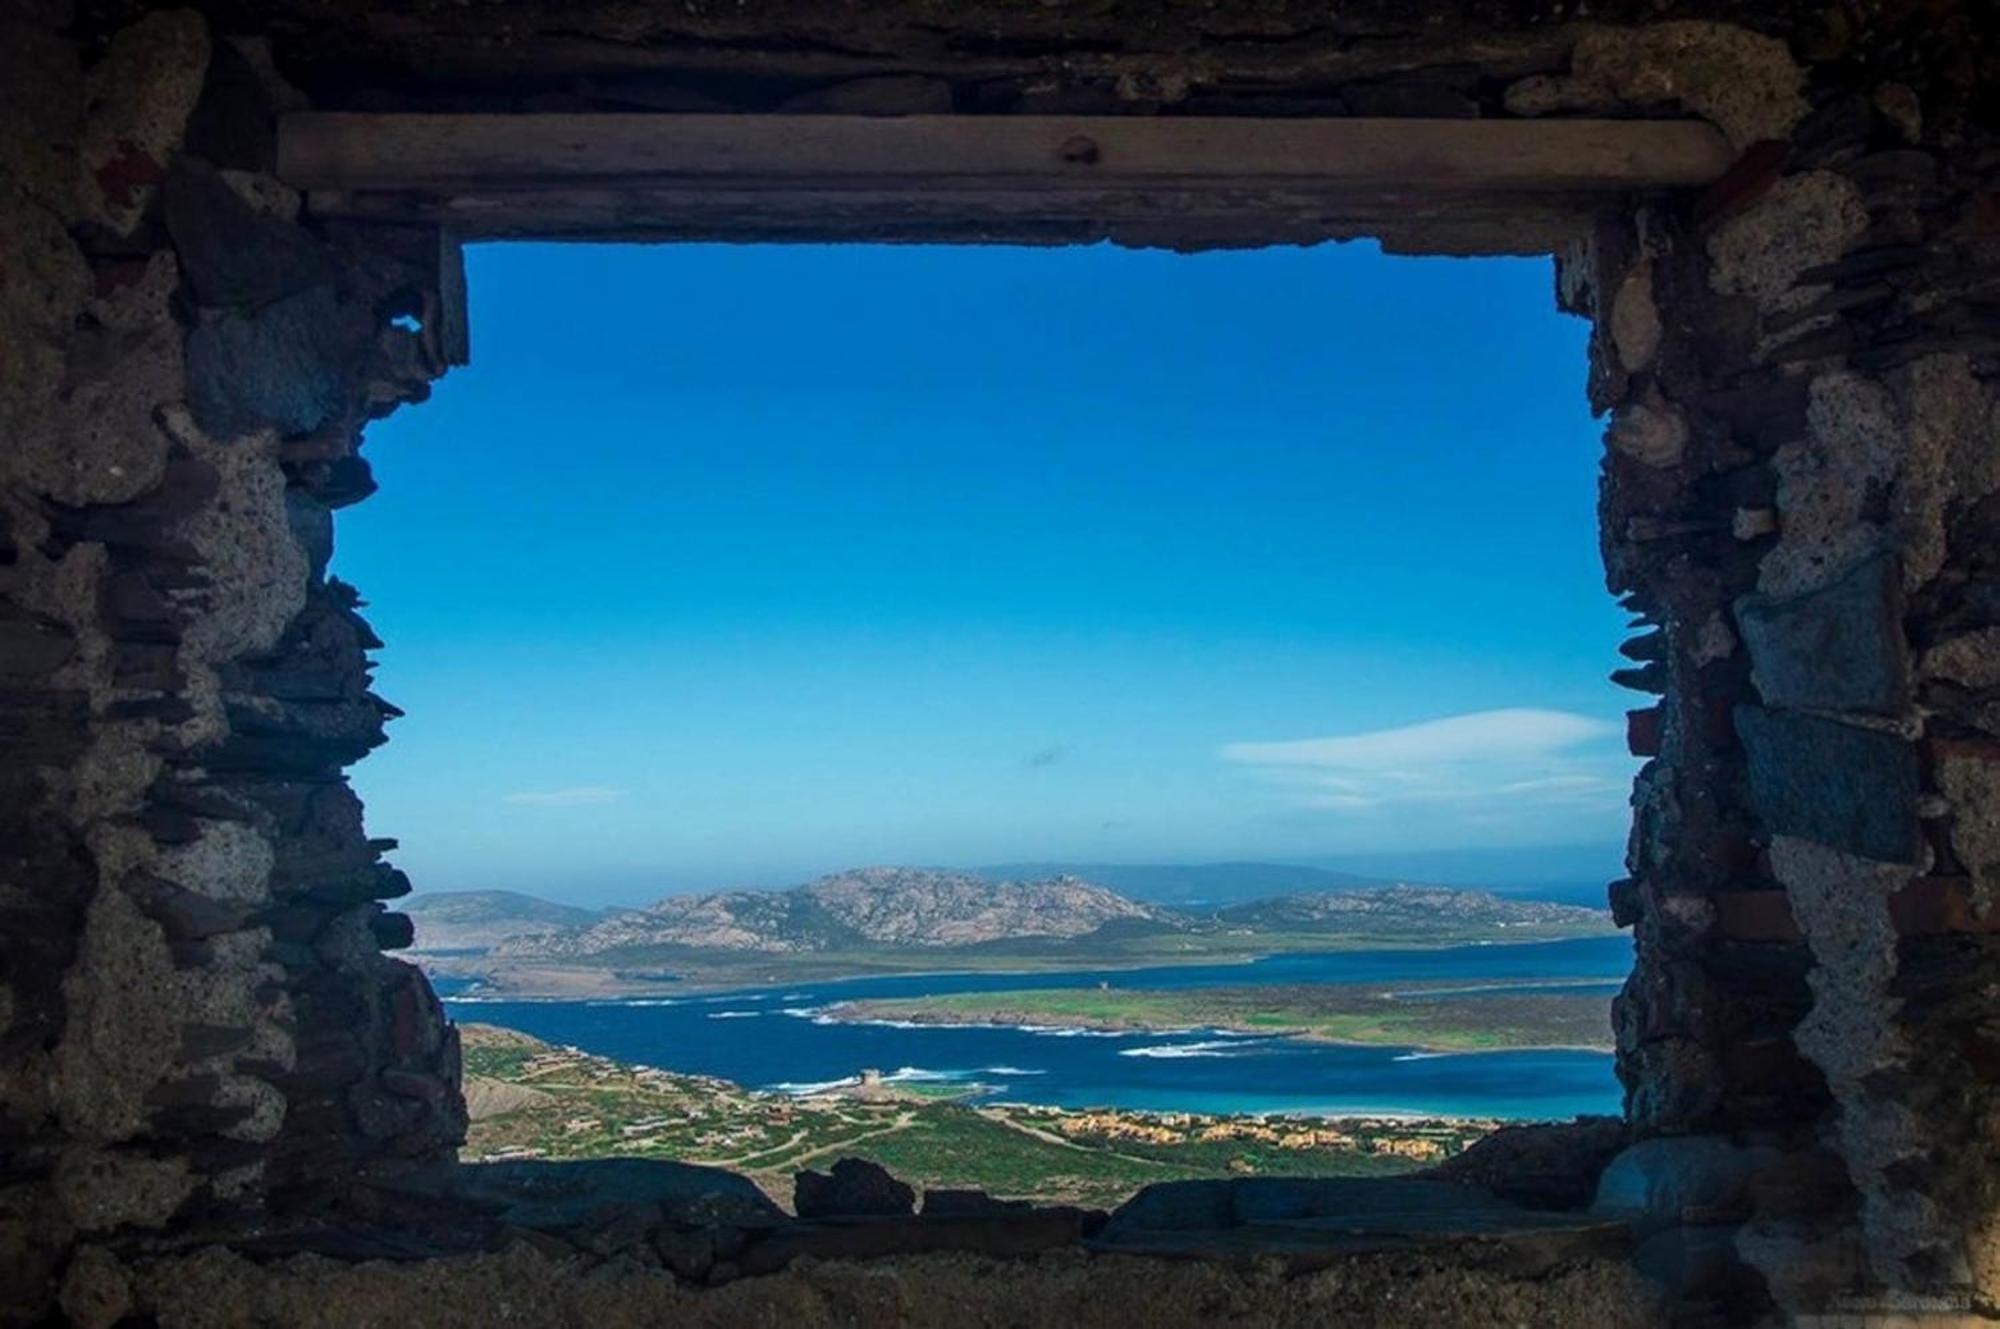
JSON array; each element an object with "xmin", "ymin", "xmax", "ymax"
[{"xmin": 442, "ymin": 936, "xmax": 1629, "ymax": 1121}]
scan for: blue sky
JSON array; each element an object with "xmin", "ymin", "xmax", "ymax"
[{"xmin": 339, "ymin": 242, "xmax": 1635, "ymax": 907}]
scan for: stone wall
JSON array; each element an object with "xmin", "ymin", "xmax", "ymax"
[
  {"xmin": 1561, "ymin": 31, "xmax": 2000, "ymax": 1312},
  {"xmin": 1, "ymin": 10, "xmax": 466, "ymax": 1317},
  {"xmin": 2, "ymin": 1, "xmax": 1996, "ymax": 1324}
]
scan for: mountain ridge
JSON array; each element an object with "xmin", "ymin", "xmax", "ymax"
[
  {"xmin": 972, "ymin": 860, "xmax": 1401, "ymax": 906},
  {"xmin": 412, "ymin": 865, "xmax": 1612, "ymax": 962},
  {"xmin": 491, "ymin": 866, "xmax": 1162, "ymax": 959}
]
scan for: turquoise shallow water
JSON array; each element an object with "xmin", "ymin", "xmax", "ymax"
[{"xmin": 444, "ymin": 935, "xmax": 1629, "ymax": 1120}]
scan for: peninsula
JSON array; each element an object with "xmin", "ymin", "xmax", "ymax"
[{"xmin": 826, "ymin": 979, "xmax": 1618, "ymax": 1054}]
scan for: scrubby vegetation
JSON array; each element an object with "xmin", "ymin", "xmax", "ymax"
[{"xmin": 459, "ymin": 1025, "xmax": 1498, "ymax": 1210}]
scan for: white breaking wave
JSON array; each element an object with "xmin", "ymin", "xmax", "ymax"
[
  {"xmin": 881, "ymin": 1066, "xmax": 975, "ymax": 1083},
  {"xmin": 1025, "ymin": 1025, "xmax": 1144, "ymax": 1039},
  {"xmin": 981, "ymin": 1066, "xmax": 1045, "ymax": 1076},
  {"xmin": 1392, "ymin": 1051, "xmax": 1453, "ymax": 1062},
  {"xmin": 1119, "ymin": 1039, "xmax": 1268, "ymax": 1060},
  {"xmin": 766, "ymin": 1076, "xmax": 860, "ymax": 1095},
  {"xmin": 705, "ymin": 1010, "xmax": 761, "ymax": 1020}
]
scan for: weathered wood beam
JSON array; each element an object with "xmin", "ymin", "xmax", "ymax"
[
  {"xmin": 281, "ymin": 112, "xmax": 1732, "ymax": 194},
  {"xmin": 279, "ymin": 113, "xmax": 1733, "ymax": 249},
  {"xmin": 301, "ymin": 184, "xmax": 1607, "ymax": 254}
]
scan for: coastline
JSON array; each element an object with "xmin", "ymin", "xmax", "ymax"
[
  {"xmin": 816, "ymin": 974, "xmax": 1620, "ymax": 1057},
  {"xmin": 456, "ymin": 1023, "xmax": 1521, "ymax": 1205},
  {"xmin": 821, "ymin": 1003, "xmax": 1617, "ymax": 1057},
  {"xmin": 418, "ymin": 928, "xmax": 1625, "ymax": 1002}
]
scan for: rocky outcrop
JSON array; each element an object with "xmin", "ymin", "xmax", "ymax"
[
  {"xmin": 403, "ymin": 891, "xmax": 601, "ymax": 953},
  {"xmin": 502, "ymin": 868, "xmax": 1163, "ymax": 957},
  {"xmin": 810, "ymin": 869, "xmax": 1162, "ymax": 947}
]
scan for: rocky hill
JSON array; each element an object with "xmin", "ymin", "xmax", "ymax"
[
  {"xmin": 1211, "ymin": 885, "xmax": 1610, "ymax": 934},
  {"xmin": 404, "ymin": 890, "xmax": 602, "ymax": 952},
  {"xmin": 496, "ymin": 867, "xmax": 1164, "ymax": 958},
  {"xmin": 975, "ymin": 861, "xmax": 1395, "ymax": 906}
]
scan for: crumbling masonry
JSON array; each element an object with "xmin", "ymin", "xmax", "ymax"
[{"xmin": 2, "ymin": 3, "xmax": 1996, "ymax": 1325}]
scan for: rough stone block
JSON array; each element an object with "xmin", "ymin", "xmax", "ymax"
[
  {"xmin": 1621, "ymin": 1038, "xmax": 1725, "ymax": 1134},
  {"xmin": 1102, "ymin": 1176, "xmax": 1519, "ymax": 1240},
  {"xmin": 1734, "ymin": 706, "xmax": 1920, "ymax": 863},
  {"xmin": 1707, "ymin": 171, "xmax": 1868, "ymax": 312},
  {"xmin": 1887, "ymin": 876, "xmax": 2000, "ymax": 935},
  {"xmin": 1921, "ymin": 627, "xmax": 2000, "ymax": 690},
  {"xmin": 1422, "ymin": 1116, "xmax": 1627, "ymax": 1211},
  {"xmin": 186, "ymin": 284, "xmax": 366, "ymax": 439},
  {"xmin": 284, "ymin": 491, "xmax": 334, "ymax": 581},
  {"xmin": 459, "ymin": 1157, "xmax": 783, "ymax": 1231},
  {"xmin": 0, "ymin": 617, "xmax": 76, "ymax": 678},
  {"xmin": 1606, "ymin": 400, "xmax": 1688, "ymax": 469},
  {"xmin": 77, "ymin": 10, "xmax": 210, "ymax": 234},
  {"xmin": 1593, "ymin": 1136, "xmax": 1779, "ymax": 1235},
  {"xmin": 1628, "ymin": 707, "xmax": 1662, "ymax": 757},
  {"xmin": 1631, "ymin": 1224, "xmax": 1759, "ymax": 1300},
  {"xmin": 1713, "ymin": 891, "xmax": 1804, "ymax": 943},
  {"xmin": 162, "ymin": 157, "xmax": 331, "ymax": 310},
  {"xmin": 379, "ymin": 1068, "xmax": 446, "ymax": 1104},
  {"xmin": 1930, "ymin": 746, "xmax": 2000, "ymax": 897},
  {"xmin": 794, "ymin": 1158, "xmax": 915, "ymax": 1219},
  {"xmin": 1499, "ymin": 21, "xmax": 1807, "ymax": 149},
  {"xmin": 1092, "ymin": 1175, "xmax": 1628, "ymax": 1274},
  {"xmin": 52, "ymin": 1147, "xmax": 196, "ymax": 1232},
  {"xmin": 1608, "ymin": 877, "xmax": 1641, "ymax": 928},
  {"xmin": 57, "ymin": 1244, "xmax": 132, "ymax": 1329},
  {"xmin": 653, "ymin": 1224, "xmax": 715, "ymax": 1279},
  {"xmin": 920, "ymin": 1188, "xmax": 1032, "ymax": 1216},
  {"xmin": 1735, "ymin": 552, "xmax": 1906, "ymax": 714},
  {"xmin": 369, "ymin": 909, "xmax": 416, "ymax": 951},
  {"xmin": 737, "ymin": 1210, "xmax": 1089, "ymax": 1277}
]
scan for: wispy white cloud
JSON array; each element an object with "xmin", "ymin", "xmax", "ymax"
[
  {"xmin": 1220, "ymin": 708, "xmax": 1629, "ymax": 825},
  {"xmin": 1221, "ymin": 709, "xmax": 1616, "ymax": 769},
  {"xmin": 502, "ymin": 785, "xmax": 624, "ymax": 808},
  {"xmin": 1494, "ymin": 773, "xmax": 1620, "ymax": 796}
]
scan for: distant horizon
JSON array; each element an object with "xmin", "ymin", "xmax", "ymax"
[
  {"xmin": 343, "ymin": 242, "xmax": 1635, "ymax": 903},
  {"xmin": 407, "ymin": 841, "xmax": 1625, "ymax": 911}
]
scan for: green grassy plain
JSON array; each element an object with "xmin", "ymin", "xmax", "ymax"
[
  {"xmin": 829, "ymin": 979, "xmax": 1616, "ymax": 1053},
  {"xmin": 459, "ymin": 921, "xmax": 1619, "ymax": 998}
]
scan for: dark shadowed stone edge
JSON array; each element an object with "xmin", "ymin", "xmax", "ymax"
[{"xmin": 1090, "ymin": 1176, "xmax": 1632, "ymax": 1275}]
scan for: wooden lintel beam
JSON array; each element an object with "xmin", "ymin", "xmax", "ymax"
[{"xmin": 278, "ymin": 113, "xmax": 1734, "ymax": 197}]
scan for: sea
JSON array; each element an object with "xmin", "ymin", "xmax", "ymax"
[{"xmin": 441, "ymin": 935, "xmax": 1629, "ymax": 1121}]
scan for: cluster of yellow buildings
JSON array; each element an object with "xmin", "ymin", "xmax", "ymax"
[{"xmin": 1047, "ymin": 1109, "xmax": 1450, "ymax": 1160}]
